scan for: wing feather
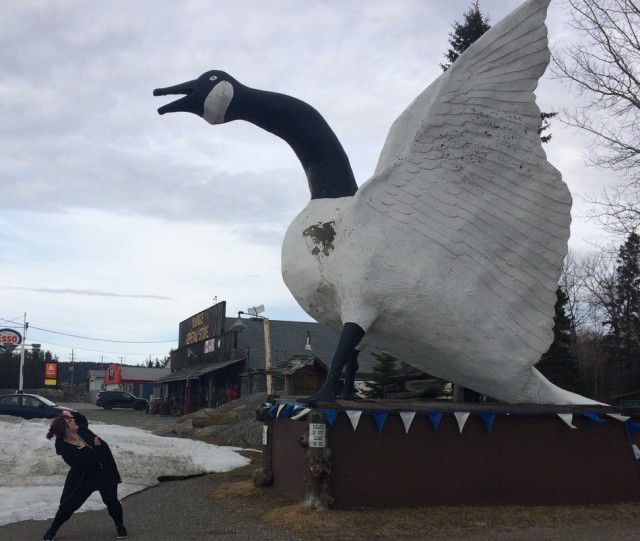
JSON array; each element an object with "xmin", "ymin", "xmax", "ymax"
[{"xmin": 358, "ymin": 0, "xmax": 568, "ymax": 354}]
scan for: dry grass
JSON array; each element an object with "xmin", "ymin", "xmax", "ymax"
[{"xmin": 210, "ymin": 455, "xmax": 640, "ymax": 541}]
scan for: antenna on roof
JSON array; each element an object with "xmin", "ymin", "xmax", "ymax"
[{"xmin": 247, "ymin": 305, "xmax": 265, "ymax": 316}]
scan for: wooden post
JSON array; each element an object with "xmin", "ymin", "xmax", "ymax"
[
  {"xmin": 299, "ymin": 410, "xmax": 334, "ymax": 509},
  {"xmin": 252, "ymin": 403, "xmax": 274, "ymax": 487},
  {"xmin": 263, "ymin": 318, "xmax": 273, "ymax": 395}
]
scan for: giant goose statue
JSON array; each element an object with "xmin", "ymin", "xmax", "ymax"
[{"xmin": 155, "ymin": 0, "xmax": 597, "ymax": 405}]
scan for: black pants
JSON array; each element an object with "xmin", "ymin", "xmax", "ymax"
[{"xmin": 50, "ymin": 479, "xmax": 123, "ymax": 532}]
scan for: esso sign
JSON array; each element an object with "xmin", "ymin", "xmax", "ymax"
[{"xmin": 0, "ymin": 328, "xmax": 22, "ymax": 348}]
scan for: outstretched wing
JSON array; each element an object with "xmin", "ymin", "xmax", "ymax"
[{"xmin": 358, "ymin": 0, "xmax": 568, "ymax": 352}]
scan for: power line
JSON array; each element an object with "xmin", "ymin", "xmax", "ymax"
[
  {"xmin": 26, "ymin": 339, "xmax": 172, "ymax": 357},
  {"xmin": 0, "ymin": 316, "xmax": 176, "ymax": 344}
]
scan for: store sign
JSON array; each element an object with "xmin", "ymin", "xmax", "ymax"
[
  {"xmin": 0, "ymin": 328, "xmax": 22, "ymax": 349},
  {"xmin": 44, "ymin": 362, "xmax": 58, "ymax": 386}
]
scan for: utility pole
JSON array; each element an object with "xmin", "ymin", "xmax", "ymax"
[
  {"xmin": 18, "ymin": 313, "xmax": 28, "ymax": 391},
  {"xmin": 69, "ymin": 350, "xmax": 75, "ymax": 388}
]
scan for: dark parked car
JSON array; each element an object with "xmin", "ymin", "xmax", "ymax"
[
  {"xmin": 96, "ymin": 390, "xmax": 148, "ymax": 411},
  {"xmin": 0, "ymin": 392, "xmax": 77, "ymax": 420}
]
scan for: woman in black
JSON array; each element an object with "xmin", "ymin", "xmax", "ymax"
[{"xmin": 43, "ymin": 411, "xmax": 128, "ymax": 540}]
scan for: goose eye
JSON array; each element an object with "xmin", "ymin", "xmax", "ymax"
[{"xmin": 209, "ymin": 75, "xmax": 218, "ymax": 82}]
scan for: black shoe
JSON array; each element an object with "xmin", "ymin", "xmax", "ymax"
[
  {"xmin": 43, "ymin": 528, "xmax": 57, "ymax": 541},
  {"xmin": 116, "ymin": 525, "xmax": 128, "ymax": 539}
]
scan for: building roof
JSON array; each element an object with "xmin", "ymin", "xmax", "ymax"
[
  {"xmin": 226, "ymin": 317, "xmax": 375, "ymax": 378},
  {"xmin": 156, "ymin": 358, "xmax": 244, "ymax": 383},
  {"xmin": 87, "ymin": 370, "xmax": 105, "ymax": 379},
  {"xmin": 269, "ymin": 355, "xmax": 328, "ymax": 376},
  {"xmin": 119, "ymin": 365, "xmax": 171, "ymax": 382}
]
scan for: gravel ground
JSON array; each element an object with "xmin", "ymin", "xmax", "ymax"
[{"xmin": 3, "ymin": 401, "xmax": 640, "ymax": 541}]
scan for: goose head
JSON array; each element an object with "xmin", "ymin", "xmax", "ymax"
[
  {"xmin": 155, "ymin": 70, "xmax": 358, "ymax": 199},
  {"xmin": 154, "ymin": 70, "xmax": 238, "ymax": 125}
]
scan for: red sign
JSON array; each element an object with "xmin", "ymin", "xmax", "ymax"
[{"xmin": 45, "ymin": 363, "xmax": 58, "ymax": 378}]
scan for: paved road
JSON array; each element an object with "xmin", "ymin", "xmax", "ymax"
[{"xmin": 61, "ymin": 401, "xmax": 181, "ymax": 433}]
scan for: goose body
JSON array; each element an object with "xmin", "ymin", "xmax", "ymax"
[{"xmin": 155, "ymin": 0, "xmax": 597, "ymax": 405}]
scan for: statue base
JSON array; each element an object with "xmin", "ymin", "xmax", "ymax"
[{"xmin": 267, "ymin": 400, "xmax": 640, "ymax": 508}]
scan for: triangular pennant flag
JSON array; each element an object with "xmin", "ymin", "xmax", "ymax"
[
  {"xmin": 632, "ymin": 444, "xmax": 640, "ymax": 460},
  {"xmin": 346, "ymin": 410, "xmax": 362, "ymax": 431},
  {"xmin": 319, "ymin": 409, "xmax": 339, "ymax": 426},
  {"xmin": 373, "ymin": 411, "xmax": 389, "ymax": 433},
  {"xmin": 283, "ymin": 404, "xmax": 297, "ymax": 418},
  {"xmin": 427, "ymin": 412, "xmax": 443, "ymax": 432},
  {"xmin": 399, "ymin": 412, "xmax": 416, "ymax": 434},
  {"xmin": 291, "ymin": 407, "xmax": 311, "ymax": 421},
  {"xmin": 557, "ymin": 413, "xmax": 577, "ymax": 429},
  {"xmin": 454, "ymin": 412, "xmax": 470, "ymax": 433},
  {"xmin": 276, "ymin": 404, "xmax": 286, "ymax": 418},
  {"xmin": 583, "ymin": 412, "xmax": 605, "ymax": 423},
  {"xmin": 607, "ymin": 413, "xmax": 631, "ymax": 422},
  {"xmin": 626, "ymin": 421, "xmax": 640, "ymax": 438},
  {"xmin": 480, "ymin": 412, "xmax": 496, "ymax": 433}
]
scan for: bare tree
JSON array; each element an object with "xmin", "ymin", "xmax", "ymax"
[{"xmin": 551, "ymin": 0, "xmax": 640, "ymax": 232}]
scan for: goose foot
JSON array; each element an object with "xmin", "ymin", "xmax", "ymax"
[
  {"xmin": 297, "ymin": 387, "xmax": 338, "ymax": 406},
  {"xmin": 299, "ymin": 322, "xmax": 365, "ymax": 406},
  {"xmin": 337, "ymin": 391, "xmax": 361, "ymax": 401}
]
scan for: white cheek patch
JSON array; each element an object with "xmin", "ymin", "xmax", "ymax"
[{"xmin": 203, "ymin": 81, "xmax": 233, "ymax": 124}]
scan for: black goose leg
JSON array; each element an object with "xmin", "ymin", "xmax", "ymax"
[
  {"xmin": 300, "ymin": 322, "xmax": 365, "ymax": 405},
  {"xmin": 339, "ymin": 349, "xmax": 360, "ymax": 400}
]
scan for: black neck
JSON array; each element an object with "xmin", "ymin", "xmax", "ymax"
[{"xmin": 225, "ymin": 85, "xmax": 358, "ymax": 199}]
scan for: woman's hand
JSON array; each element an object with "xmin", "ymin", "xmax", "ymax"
[{"xmin": 94, "ymin": 436, "xmax": 102, "ymax": 446}]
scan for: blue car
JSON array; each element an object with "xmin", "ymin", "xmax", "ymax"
[{"xmin": 0, "ymin": 392, "xmax": 77, "ymax": 419}]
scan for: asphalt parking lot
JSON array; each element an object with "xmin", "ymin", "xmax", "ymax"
[{"xmin": 60, "ymin": 401, "xmax": 181, "ymax": 432}]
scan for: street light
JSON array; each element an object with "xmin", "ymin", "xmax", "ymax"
[{"xmin": 231, "ymin": 306, "xmax": 273, "ymax": 395}]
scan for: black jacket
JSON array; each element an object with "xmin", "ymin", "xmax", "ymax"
[{"xmin": 55, "ymin": 426, "xmax": 122, "ymax": 503}]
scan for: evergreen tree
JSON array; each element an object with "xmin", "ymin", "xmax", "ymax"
[
  {"xmin": 537, "ymin": 288, "xmax": 588, "ymax": 395},
  {"xmin": 601, "ymin": 232, "xmax": 640, "ymax": 395},
  {"xmin": 362, "ymin": 352, "xmax": 397, "ymax": 399},
  {"xmin": 441, "ymin": 1, "xmax": 491, "ymax": 72}
]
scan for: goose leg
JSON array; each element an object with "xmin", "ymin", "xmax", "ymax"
[
  {"xmin": 339, "ymin": 349, "xmax": 360, "ymax": 400},
  {"xmin": 300, "ymin": 322, "xmax": 365, "ymax": 405}
]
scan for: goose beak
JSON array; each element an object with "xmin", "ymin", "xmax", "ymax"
[{"xmin": 154, "ymin": 79, "xmax": 204, "ymax": 116}]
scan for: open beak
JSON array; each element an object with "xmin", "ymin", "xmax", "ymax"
[{"xmin": 153, "ymin": 79, "xmax": 203, "ymax": 116}]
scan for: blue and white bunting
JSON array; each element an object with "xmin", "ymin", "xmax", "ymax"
[
  {"xmin": 399, "ymin": 412, "xmax": 416, "ymax": 433},
  {"xmin": 319, "ymin": 408, "xmax": 338, "ymax": 426},
  {"xmin": 454, "ymin": 412, "xmax": 470, "ymax": 433},
  {"xmin": 427, "ymin": 412, "xmax": 443, "ymax": 432},
  {"xmin": 557, "ymin": 413, "xmax": 577, "ymax": 429},
  {"xmin": 346, "ymin": 410, "xmax": 362, "ymax": 431},
  {"xmin": 480, "ymin": 412, "xmax": 496, "ymax": 433},
  {"xmin": 626, "ymin": 421, "xmax": 640, "ymax": 438},
  {"xmin": 291, "ymin": 407, "xmax": 311, "ymax": 420},
  {"xmin": 607, "ymin": 413, "xmax": 631, "ymax": 422},
  {"xmin": 373, "ymin": 411, "xmax": 388, "ymax": 433}
]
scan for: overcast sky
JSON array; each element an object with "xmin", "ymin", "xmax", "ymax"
[{"xmin": 1, "ymin": 0, "xmax": 618, "ymax": 366}]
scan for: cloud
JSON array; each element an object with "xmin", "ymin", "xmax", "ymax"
[
  {"xmin": 0, "ymin": 0, "xmax": 620, "ymax": 363},
  {"xmin": 3, "ymin": 286, "xmax": 172, "ymax": 300}
]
